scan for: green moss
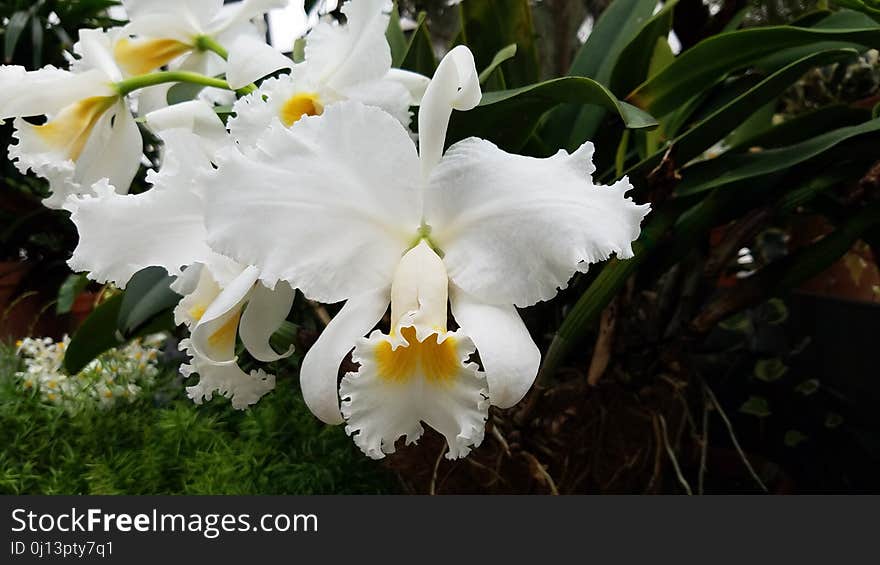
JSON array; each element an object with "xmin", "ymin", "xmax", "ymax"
[{"xmin": 0, "ymin": 343, "xmax": 396, "ymax": 494}]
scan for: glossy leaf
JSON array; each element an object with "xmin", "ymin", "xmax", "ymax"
[
  {"xmin": 541, "ymin": 0, "xmax": 657, "ymax": 150},
  {"xmin": 4, "ymin": 11, "xmax": 30, "ymax": 62},
  {"xmin": 117, "ymin": 266, "xmax": 181, "ymax": 337},
  {"xmin": 386, "ymin": 2, "xmax": 407, "ymax": 67},
  {"xmin": 626, "ymin": 49, "xmax": 859, "ymax": 177},
  {"xmin": 676, "ymin": 117, "xmax": 880, "ymax": 196},
  {"xmin": 540, "ymin": 202, "xmax": 688, "ymax": 376},
  {"xmin": 609, "ymin": 0, "xmax": 679, "ymax": 97},
  {"xmin": 628, "ymin": 25, "xmax": 880, "ymax": 116},
  {"xmin": 56, "ymin": 274, "xmax": 89, "ymax": 315},
  {"xmin": 400, "ymin": 12, "xmax": 436, "ymax": 75},
  {"xmin": 446, "ymin": 76, "xmax": 657, "ymax": 151},
  {"xmin": 64, "ymin": 294, "xmax": 124, "ymax": 374},
  {"xmin": 459, "ymin": 0, "xmax": 539, "ymax": 88},
  {"xmin": 479, "ymin": 43, "xmax": 517, "ymax": 84}
]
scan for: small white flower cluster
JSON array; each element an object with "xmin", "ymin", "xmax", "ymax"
[{"xmin": 15, "ymin": 335, "xmax": 165, "ymax": 412}]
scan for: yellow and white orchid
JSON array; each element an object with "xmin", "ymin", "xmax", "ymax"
[
  {"xmin": 227, "ymin": 0, "xmax": 429, "ymax": 146},
  {"xmin": 203, "ymin": 46, "xmax": 651, "ymax": 459},
  {"xmin": 0, "ymin": 29, "xmax": 142, "ymax": 208},
  {"xmin": 117, "ymin": 0, "xmax": 290, "ymax": 77},
  {"xmin": 65, "ymin": 101, "xmax": 293, "ymax": 409}
]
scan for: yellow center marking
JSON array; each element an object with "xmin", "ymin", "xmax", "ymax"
[
  {"xmin": 113, "ymin": 37, "xmax": 192, "ymax": 76},
  {"xmin": 35, "ymin": 95, "xmax": 117, "ymax": 161},
  {"xmin": 207, "ymin": 310, "xmax": 242, "ymax": 351},
  {"xmin": 188, "ymin": 305, "xmax": 207, "ymax": 321},
  {"xmin": 374, "ymin": 326, "xmax": 460, "ymax": 385},
  {"xmin": 279, "ymin": 92, "xmax": 324, "ymax": 126}
]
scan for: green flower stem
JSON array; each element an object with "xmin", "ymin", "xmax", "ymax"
[
  {"xmin": 195, "ymin": 34, "xmax": 229, "ymax": 60},
  {"xmin": 115, "ymin": 71, "xmax": 254, "ymax": 98}
]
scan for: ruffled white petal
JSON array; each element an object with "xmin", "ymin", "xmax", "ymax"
[
  {"xmin": 65, "ymin": 178, "xmax": 209, "ymax": 287},
  {"xmin": 180, "ymin": 338, "xmax": 275, "ymax": 410},
  {"xmin": 0, "ymin": 67, "xmax": 112, "ymax": 119},
  {"xmin": 299, "ymin": 289, "xmax": 390, "ymax": 425},
  {"xmin": 426, "ymin": 138, "xmax": 651, "ymax": 307},
  {"xmin": 65, "ymin": 126, "xmax": 216, "ymax": 286},
  {"xmin": 417, "ymin": 45, "xmax": 481, "ymax": 177},
  {"xmin": 225, "ymin": 34, "xmax": 293, "ymax": 89},
  {"xmin": 449, "ymin": 285, "xmax": 541, "ymax": 408},
  {"xmin": 304, "ymin": 0, "xmax": 391, "ymax": 91},
  {"xmin": 205, "ymin": 101, "xmax": 421, "ymax": 302},
  {"xmin": 10, "ymin": 99, "xmax": 142, "ymax": 209},
  {"xmin": 227, "ymin": 75, "xmax": 295, "ymax": 147},
  {"xmin": 239, "ymin": 281, "xmax": 295, "ymax": 362},
  {"xmin": 190, "ymin": 265, "xmax": 260, "ymax": 362},
  {"xmin": 340, "ymin": 327, "xmax": 488, "ymax": 460}
]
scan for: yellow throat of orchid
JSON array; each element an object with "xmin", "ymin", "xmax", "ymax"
[
  {"xmin": 373, "ymin": 240, "xmax": 460, "ymax": 386},
  {"xmin": 280, "ymin": 92, "xmax": 324, "ymax": 127},
  {"xmin": 113, "ymin": 37, "xmax": 192, "ymax": 76},
  {"xmin": 35, "ymin": 95, "xmax": 118, "ymax": 161}
]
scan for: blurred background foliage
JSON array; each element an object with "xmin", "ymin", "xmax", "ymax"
[{"xmin": 2, "ymin": 0, "xmax": 879, "ymax": 493}]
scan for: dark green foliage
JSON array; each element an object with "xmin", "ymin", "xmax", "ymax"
[{"xmin": 0, "ymin": 344, "xmax": 395, "ymax": 494}]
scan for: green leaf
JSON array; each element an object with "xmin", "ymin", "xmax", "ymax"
[
  {"xmin": 459, "ymin": 0, "xmax": 539, "ymax": 88},
  {"xmin": 479, "ymin": 43, "xmax": 517, "ymax": 85},
  {"xmin": 676, "ymin": 117, "xmax": 880, "ymax": 196},
  {"xmin": 542, "ymin": 0, "xmax": 657, "ymax": 149},
  {"xmin": 794, "ymin": 378, "xmax": 820, "ymax": 396},
  {"xmin": 754, "ymin": 358, "xmax": 788, "ymax": 382},
  {"xmin": 64, "ymin": 294, "xmax": 125, "ymax": 375},
  {"xmin": 627, "ymin": 49, "xmax": 859, "ymax": 177},
  {"xmin": 609, "ymin": 0, "xmax": 678, "ymax": 97},
  {"xmin": 824, "ymin": 412, "xmax": 844, "ymax": 429},
  {"xmin": 831, "ymin": 0, "xmax": 880, "ymax": 20},
  {"xmin": 167, "ymin": 81, "xmax": 204, "ymax": 105},
  {"xmin": 117, "ymin": 267, "xmax": 181, "ymax": 337},
  {"xmin": 386, "ymin": 2, "xmax": 408, "ymax": 67},
  {"xmin": 4, "ymin": 11, "xmax": 30, "ymax": 62},
  {"xmin": 400, "ymin": 12, "xmax": 436, "ymax": 75},
  {"xmin": 447, "ymin": 76, "xmax": 657, "ymax": 151},
  {"xmin": 629, "ymin": 25, "xmax": 880, "ymax": 116},
  {"xmin": 56, "ymin": 274, "xmax": 89, "ymax": 315},
  {"xmin": 30, "ymin": 14, "xmax": 43, "ymax": 68},
  {"xmin": 763, "ymin": 298, "xmax": 789, "ymax": 325},
  {"xmin": 540, "ymin": 202, "xmax": 687, "ymax": 376},
  {"xmin": 739, "ymin": 396, "xmax": 772, "ymax": 418},
  {"xmin": 728, "ymin": 104, "xmax": 870, "ymax": 152},
  {"xmin": 784, "ymin": 430, "xmax": 808, "ymax": 447}
]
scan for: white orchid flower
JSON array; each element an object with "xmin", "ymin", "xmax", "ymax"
[
  {"xmin": 65, "ymin": 100, "xmax": 292, "ymax": 409},
  {"xmin": 0, "ymin": 29, "xmax": 142, "ymax": 208},
  {"xmin": 203, "ymin": 46, "xmax": 651, "ymax": 459},
  {"xmin": 116, "ymin": 0, "xmax": 290, "ymax": 77},
  {"xmin": 227, "ymin": 0, "xmax": 429, "ymax": 146}
]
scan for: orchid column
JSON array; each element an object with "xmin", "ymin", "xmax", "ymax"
[{"xmin": 204, "ymin": 46, "xmax": 651, "ymax": 459}]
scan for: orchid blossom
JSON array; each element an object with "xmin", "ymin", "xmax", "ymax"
[
  {"xmin": 203, "ymin": 46, "xmax": 651, "ymax": 459},
  {"xmin": 227, "ymin": 0, "xmax": 429, "ymax": 146},
  {"xmin": 65, "ymin": 101, "xmax": 292, "ymax": 409},
  {"xmin": 0, "ymin": 29, "xmax": 142, "ymax": 208},
  {"xmin": 117, "ymin": 0, "xmax": 290, "ymax": 77}
]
